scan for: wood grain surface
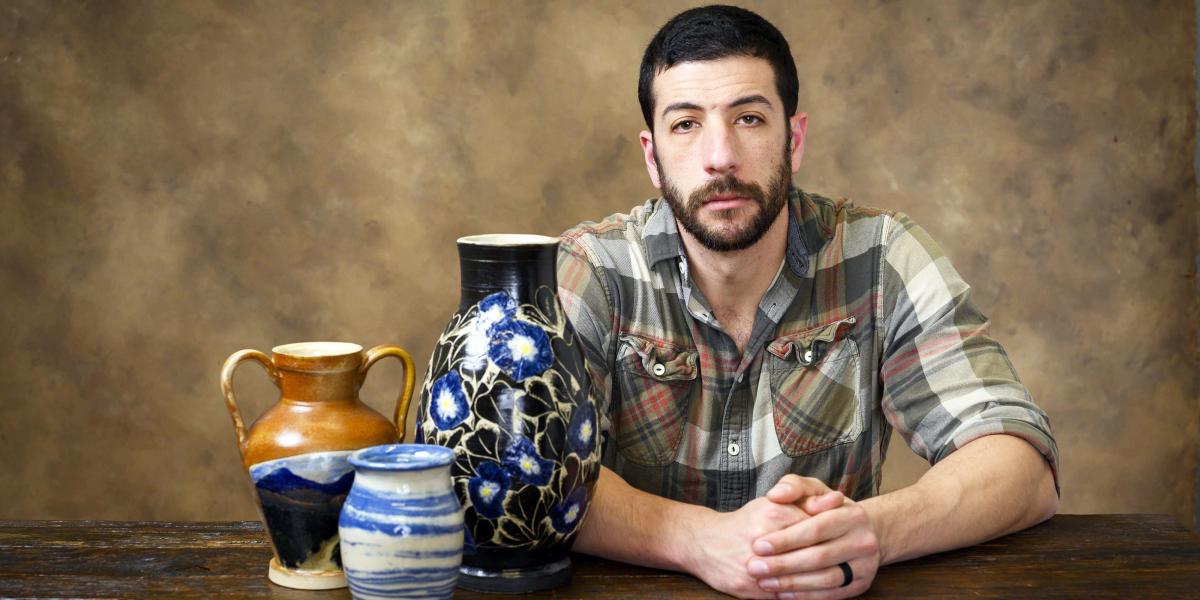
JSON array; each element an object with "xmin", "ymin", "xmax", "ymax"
[{"xmin": 0, "ymin": 514, "xmax": 1197, "ymax": 598}]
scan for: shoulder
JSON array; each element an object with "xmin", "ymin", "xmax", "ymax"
[
  {"xmin": 800, "ymin": 191, "xmax": 905, "ymax": 259},
  {"xmin": 559, "ymin": 198, "xmax": 660, "ymax": 263}
]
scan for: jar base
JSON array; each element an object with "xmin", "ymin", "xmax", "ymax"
[
  {"xmin": 267, "ymin": 557, "xmax": 348, "ymax": 590},
  {"xmin": 457, "ymin": 557, "xmax": 572, "ymax": 593}
]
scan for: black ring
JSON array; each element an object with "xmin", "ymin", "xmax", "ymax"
[{"xmin": 837, "ymin": 561, "xmax": 853, "ymax": 587}]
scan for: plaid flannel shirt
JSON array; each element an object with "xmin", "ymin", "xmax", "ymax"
[{"xmin": 556, "ymin": 187, "xmax": 1059, "ymax": 511}]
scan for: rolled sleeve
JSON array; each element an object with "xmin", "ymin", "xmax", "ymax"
[
  {"xmin": 557, "ymin": 234, "xmax": 618, "ymax": 447},
  {"xmin": 878, "ymin": 213, "xmax": 1060, "ymax": 491}
]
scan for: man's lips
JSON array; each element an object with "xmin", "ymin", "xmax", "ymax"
[{"xmin": 701, "ymin": 195, "xmax": 752, "ymax": 211}]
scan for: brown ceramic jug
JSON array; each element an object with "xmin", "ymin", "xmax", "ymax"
[{"xmin": 220, "ymin": 341, "xmax": 415, "ymax": 590}]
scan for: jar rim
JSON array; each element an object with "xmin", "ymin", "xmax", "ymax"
[
  {"xmin": 457, "ymin": 233, "xmax": 558, "ymax": 247},
  {"xmin": 349, "ymin": 444, "xmax": 455, "ymax": 471}
]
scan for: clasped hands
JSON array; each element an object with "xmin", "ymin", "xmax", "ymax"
[{"xmin": 688, "ymin": 475, "xmax": 880, "ymax": 599}]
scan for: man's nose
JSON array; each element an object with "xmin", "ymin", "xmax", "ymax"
[{"xmin": 702, "ymin": 122, "xmax": 738, "ymax": 176}]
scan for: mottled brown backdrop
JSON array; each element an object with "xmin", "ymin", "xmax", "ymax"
[{"xmin": 2, "ymin": 0, "xmax": 1197, "ymax": 530}]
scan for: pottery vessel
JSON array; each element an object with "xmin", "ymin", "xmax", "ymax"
[
  {"xmin": 417, "ymin": 234, "xmax": 601, "ymax": 593},
  {"xmin": 339, "ymin": 444, "xmax": 464, "ymax": 599},
  {"xmin": 221, "ymin": 341, "xmax": 416, "ymax": 590}
]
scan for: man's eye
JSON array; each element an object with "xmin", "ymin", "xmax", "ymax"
[
  {"xmin": 672, "ymin": 120, "xmax": 698, "ymax": 133},
  {"xmin": 738, "ymin": 115, "xmax": 763, "ymax": 125}
]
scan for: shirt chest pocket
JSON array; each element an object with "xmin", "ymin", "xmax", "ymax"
[
  {"xmin": 766, "ymin": 317, "xmax": 864, "ymax": 457},
  {"xmin": 613, "ymin": 334, "xmax": 698, "ymax": 467}
]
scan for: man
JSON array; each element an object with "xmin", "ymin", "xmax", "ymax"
[{"xmin": 556, "ymin": 5, "xmax": 1059, "ymax": 599}]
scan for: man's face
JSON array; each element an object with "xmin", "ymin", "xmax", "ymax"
[{"xmin": 639, "ymin": 56, "xmax": 807, "ymax": 252}]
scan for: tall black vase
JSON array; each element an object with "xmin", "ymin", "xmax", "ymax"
[{"xmin": 417, "ymin": 234, "xmax": 601, "ymax": 593}]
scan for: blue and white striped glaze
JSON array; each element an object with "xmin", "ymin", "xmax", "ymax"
[{"xmin": 339, "ymin": 444, "xmax": 463, "ymax": 600}]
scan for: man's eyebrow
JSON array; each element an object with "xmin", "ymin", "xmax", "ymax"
[
  {"xmin": 661, "ymin": 101, "xmax": 702, "ymax": 120},
  {"xmin": 729, "ymin": 94, "xmax": 772, "ymax": 109},
  {"xmin": 660, "ymin": 95, "xmax": 774, "ymax": 120}
]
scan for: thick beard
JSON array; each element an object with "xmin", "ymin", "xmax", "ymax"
[{"xmin": 658, "ymin": 143, "xmax": 793, "ymax": 253}]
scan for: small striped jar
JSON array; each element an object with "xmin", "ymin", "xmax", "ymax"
[{"xmin": 339, "ymin": 444, "xmax": 463, "ymax": 599}]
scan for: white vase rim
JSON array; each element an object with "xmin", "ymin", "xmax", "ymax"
[{"xmin": 350, "ymin": 444, "xmax": 455, "ymax": 471}]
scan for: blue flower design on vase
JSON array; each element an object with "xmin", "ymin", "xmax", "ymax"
[
  {"xmin": 566, "ymin": 402, "xmax": 597, "ymax": 457},
  {"xmin": 488, "ymin": 319, "xmax": 554, "ymax": 382},
  {"xmin": 468, "ymin": 462, "xmax": 510, "ymax": 519},
  {"xmin": 550, "ymin": 488, "xmax": 588, "ymax": 534},
  {"xmin": 430, "ymin": 371, "xmax": 469, "ymax": 430},
  {"xmin": 502, "ymin": 437, "xmax": 554, "ymax": 486},
  {"xmin": 464, "ymin": 292, "xmax": 519, "ymax": 371},
  {"xmin": 418, "ymin": 235, "xmax": 603, "ymax": 593},
  {"xmin": 478, "ymin": 292, "xmax": 518, "ymax": 324}
]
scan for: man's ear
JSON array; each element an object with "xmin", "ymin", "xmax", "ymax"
[
  {"xmin": 639, "ymin": 130, "xmax": 662, "ymax": 189},
  {"xmin": 789, "ymin": 112, "xmax": 808, "ymax": 173}
]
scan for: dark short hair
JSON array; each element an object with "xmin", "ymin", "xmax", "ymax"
[{"xmin": 638, "ymin": 5, "xmax": 799, "ymax": 130}]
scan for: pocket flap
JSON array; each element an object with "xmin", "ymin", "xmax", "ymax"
[
  {"xmin": 619, "ymin": 335, "xmax": 698, "ymax": 382},
  {"xmin": 767, "ymin": 316, "xmax": 857, "ymax": 364}
]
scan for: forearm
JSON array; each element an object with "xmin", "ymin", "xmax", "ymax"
[
  {"xmin": 573, "ymin": 465, "xmax": 712, "ymax": 572},
  {"xmin": 860, "ymin": 434, "xmax": 1058, "ymax": 565}
]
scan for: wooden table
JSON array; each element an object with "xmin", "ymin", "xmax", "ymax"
[{"xmin": 0, "ymin": 515, "xmax": 1197, "ymax": 598}]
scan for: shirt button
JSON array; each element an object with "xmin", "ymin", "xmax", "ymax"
[
  {"xmin": 652, "ymin": 363, "xmax": 667, "ymax": 376},
  {"xmin": 728, "ymin": 442, "xmax": 741, "ymax": 456}
]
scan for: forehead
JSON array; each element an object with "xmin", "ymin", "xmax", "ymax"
[{"xmin": 653, "ymin": 56, "xmax": 778, "ymax": 115}]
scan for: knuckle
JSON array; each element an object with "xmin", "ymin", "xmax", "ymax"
[
  {"xmin": 852, "ymin": 506, "xmax": 870, "ymax": 523},
  {"xmin": 860, "ymin": 534, "xmax": 880, "ymax": 556},
  {"xmin": 748, "ymin": 525, "xmax": 769, "ymax": 540}
]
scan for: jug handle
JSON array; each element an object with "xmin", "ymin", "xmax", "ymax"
[
  {"xmin": 220, "ymin": 349, "xmax": 280, "ymax": 455},
  {"xmin": 361, "ymin": 345, "xmax": 416, "ymax": 442}
]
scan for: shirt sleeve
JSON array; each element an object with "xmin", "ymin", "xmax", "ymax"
[
  {"xmin": 878, "ymin": 212, "xmax": 1060, "ymax": 492},
  {"xmin": 556, "ymin": 234, "xmax": 618, "ymax": 449}
]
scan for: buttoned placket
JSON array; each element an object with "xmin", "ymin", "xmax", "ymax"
[
  {"xmin": 676, "ymin": 254, "xmax": 801, "ymax": 511},
  {"xmin": 652, "ymin": 192, "xmax": 816, "ymax": 510}
]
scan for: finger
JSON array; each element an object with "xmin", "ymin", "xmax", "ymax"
[
  {"xmin": 756, "ymin": 560, "xmax": 850, "ymax": 593},
  {"xmin": 754, "ymin": 533, "xmax": 862, "ymax": 580},
  {"xmin": 766, "ymin": 475, "xmax": 833, "ymax": 504},
  {"xmin": 753, "ymin": 508, "xmax": 855, "ymax": 556},
  {"xmin": 767, "ymin": 559, "xmax": 873, "ymax": 599},
  {"xmin": 799, "ymin": 491, "xmax": 844, "ymax": 515}
]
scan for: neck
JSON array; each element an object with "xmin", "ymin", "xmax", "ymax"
[{"xmin": 678, "ymin": 205, "xmax": 789, "ymax": 313}]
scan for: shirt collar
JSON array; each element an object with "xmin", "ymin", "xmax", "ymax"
[{"xmin": 642, "ymin": 186, "xmax": 831, "ymax": 276}]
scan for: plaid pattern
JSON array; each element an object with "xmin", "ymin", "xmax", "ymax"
[{"xmin": 557, "ymin": 188, "xmax": 1059, "ymax": 512}]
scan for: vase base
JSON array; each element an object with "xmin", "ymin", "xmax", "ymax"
[
  {"xmin": 457, "ymin": 557, "xmax": 572, "ymax": 593},
  {"xmin": 267, "ymin": 558, "xmax": 348, "ymax": 590}
]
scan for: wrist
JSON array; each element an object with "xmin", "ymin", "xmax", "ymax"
[
  {"xmin": 668, "ymin": 503, "xmax": 717, "ymax": 574},
  {"xmin": 858, "ymin": 497, "xmax": 893, "ymax": 564}
]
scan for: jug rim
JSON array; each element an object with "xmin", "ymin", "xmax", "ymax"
[
  {"xmin": 272, "ymin": 341, "xmax": 363, "ymax": 358},
  {"xmin": 349, "ymin": 444, "xmax": 455, "ymax": 471}
]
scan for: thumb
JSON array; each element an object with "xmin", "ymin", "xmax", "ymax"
[{"xmin": 765, "ymin": 476, "xmax": 832, "ymax": 504}]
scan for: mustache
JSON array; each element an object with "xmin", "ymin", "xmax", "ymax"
[{"xmin": 688, "ymin": 174, "xmax": 767, "ymax": 206}]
